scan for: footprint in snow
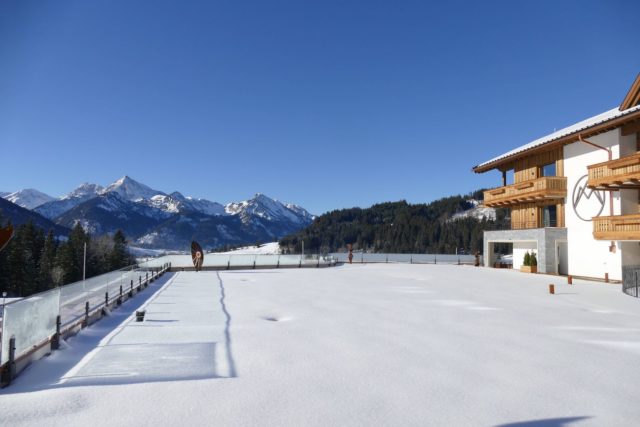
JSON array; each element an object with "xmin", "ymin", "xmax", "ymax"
[{"xmin": 262, "ymin": 316, "xmax": 292, "ymax": 322}]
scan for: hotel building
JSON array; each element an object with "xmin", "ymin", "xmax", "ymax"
[{"xmin": 473, "ymin": 74, "xmax": 640, "ymax": 285}]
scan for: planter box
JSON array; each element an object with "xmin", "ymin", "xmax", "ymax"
[{"xmin": 520, "ymin": 265, "xmax": 537, "ymax": 273}]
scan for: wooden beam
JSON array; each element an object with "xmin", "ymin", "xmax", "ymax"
[
  {"xmin": 621, "ymin": 120, "xmax": 640, "ymax": 136},
  {"xmin": 620, "ymin": 73, "xmax": 640, "ymax": 111}
]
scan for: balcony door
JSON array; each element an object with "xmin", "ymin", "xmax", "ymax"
[{"xmin": 542, "ymin": 205, "xmax": 557, "ymax": 227}]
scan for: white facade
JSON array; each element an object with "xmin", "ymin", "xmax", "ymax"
[
  {"xmin": 563, "ymin": 129, "xmax": 637, "ymax": 280},
  {"xmin": 478, "ymin": 74, "xmax": 640, "ymax": 283}
]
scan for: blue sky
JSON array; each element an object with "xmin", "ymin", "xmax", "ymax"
[{"xmin": 1, "ymin": 0, "xmax": 639, "ymax": 214}]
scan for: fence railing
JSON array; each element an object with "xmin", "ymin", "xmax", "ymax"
[
  {"xmin": 587, "ymin": 151, "xmax": 640, "ymax": 188},
  {"xmin": 0, "ymin": 262, "xmax": 169, "ymax": 370},
  {"xmin": 622, "ymin": 265, "xmax": 640, "ymax": 298},
  {"xmin": 483, "ymin": 176, "xmax": 567, "ymax": 207},
  {"xmin": 140, "ymin": 253, "xmax": 338, "ymax": 269},
  {"xmin": 329, "ymin": 252, "xmax": 481, "ymax": 265}
]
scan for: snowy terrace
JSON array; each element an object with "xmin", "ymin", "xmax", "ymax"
[{"xmin": 1, "ymin": 264, "xmax": 640, "ymax": 426}]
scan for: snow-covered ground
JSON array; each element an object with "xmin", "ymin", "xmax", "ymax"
[
  {"xmin": 219, "ymin": 241, "xmax": 281, "ymax": 254},
  {"xmin": 1, "ymin": 265, "xmax": 640, "ymax": 426}
]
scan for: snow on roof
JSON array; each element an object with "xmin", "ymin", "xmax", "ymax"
[{"xmin": 475, "ymin": 103, "xmax": 640, "ymax": 171}]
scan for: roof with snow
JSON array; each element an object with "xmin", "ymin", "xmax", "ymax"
[{"xmin": 474, "ymin": 73, "xmax": 640, "ymax": 173}]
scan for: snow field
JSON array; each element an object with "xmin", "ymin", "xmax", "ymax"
[
  {"xmin": 220, "ymin": 242, "xmax": 280, "ymax": 254},
  {"xmin": 1, "ymin": 264, "xmax": 639, "ymax": 426}
]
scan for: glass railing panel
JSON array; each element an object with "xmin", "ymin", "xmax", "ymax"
[
  {"xmin": 1, "ymin": 289, "xmax": 60, "ymax": 364},
  {"xmin": 255, "ymin": 255, "xmax": 278, "ymax": 266},
  {"xmin": 204, "ymin": 254, "xmax": 230, "ymax": 268},
  {"xmin": 228, "ymin": 254, "xmax": 257, "ymax": 268},
  {"xmin": 278, "ymin": 255, "xmax": 303, "ymax": 266}
]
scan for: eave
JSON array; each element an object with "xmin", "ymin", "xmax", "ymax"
[{"xmin": 472, "ymin": 108, "xmax": 640, "ymax": 174}]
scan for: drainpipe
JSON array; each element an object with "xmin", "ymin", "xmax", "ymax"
[{"xmin": 578, "ymin": 134, "xmax": 616, "ymax": 254}]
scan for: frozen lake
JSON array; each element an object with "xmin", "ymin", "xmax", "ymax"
[{"xmin": 1, "ymin": 265, "xmax": 639, "ymax": 426}]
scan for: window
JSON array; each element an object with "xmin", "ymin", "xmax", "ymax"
[
  {"xmin": 505, "ymin": 169, "xmax": 514, "ymax": 185},
  {"xmin": 542, "ymin": 205, "xmax": 557, "ymax": 227},
  {"xmin": 541, "ymin": 162, "xmax": 556, "ymax": 177}
]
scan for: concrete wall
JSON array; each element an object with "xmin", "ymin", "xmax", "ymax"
[
  {"xmin": 564, "ymin": 129, "xmax": 623, "ymax": 280},
  {"xmin": 484, "ymin": 228, "xmax": 567, "ymax": 274}
]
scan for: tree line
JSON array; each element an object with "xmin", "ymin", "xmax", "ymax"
[
  {"xmin": 279, "ymin": 192, "xmax": 510, "ymax": 254},
  {"xmin": 0, "ymin": 215, "xmax": 135, "ymax": 298}
]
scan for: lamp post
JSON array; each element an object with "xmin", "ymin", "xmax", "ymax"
[{"xmin": 83, "ymin": 242, "xmax": 87, "ymax": 281}]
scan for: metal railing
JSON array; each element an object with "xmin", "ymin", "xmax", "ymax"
[{"xmin": 622, "ymin": 265, "xmax": 640, "ymax": 298}]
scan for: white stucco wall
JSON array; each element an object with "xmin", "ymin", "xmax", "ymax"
[
  {"xmin": 513, "ymin": 242, "xmax": 537, "ymax": 270},
  {"xmin": 563, "ymin": 129, "xmax": 623, "ymax": 280},
  {"xmin": 618, "ymin": 133, "xmax": 638, "ymax": 216}
]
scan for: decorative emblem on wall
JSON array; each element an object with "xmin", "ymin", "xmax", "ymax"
[{"xmin": 572, "ymin": 174, "xmax": 605, "ymax": 222}]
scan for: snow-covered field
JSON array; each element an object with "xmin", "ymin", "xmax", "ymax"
[
  {"xmin": 220, "ymin": 241, "xmax": 280, "ymax": 254},
  {"xmin": 1, "ymin": 264, "xmax": 640, "ymax": 426}
]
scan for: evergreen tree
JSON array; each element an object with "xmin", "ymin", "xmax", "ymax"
[
  {"xmin": 280, "ymin": 191, "xmax": 510, "ymax": 254},
  {"xmin": 38, "ymin": 230, "xmax": 57, "ymax": 291},
  {"xmin": 55, "ymin": 223, "xmax": 88, "ymax": 284},
  {"xmin": 109, "ymin": 229, "xmax": 130, "ymax": 270}
]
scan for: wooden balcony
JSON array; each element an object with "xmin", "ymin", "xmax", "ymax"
[
  {"xmin": 588, "ymin": 152, "xmax": 640, "ymax": 189},
  {"xmin": 593, "ymin": 214, "xmax": 640, "ymax": 240},
  {"xmin": 483, "ymin": 177, "xmax": 567, "ymax": 207}
]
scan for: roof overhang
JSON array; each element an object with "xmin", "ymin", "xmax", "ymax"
[
  {"xmin": 473, "ymin": 107, "xmax": 640, "ymax": 174},
  {"xmin": 620, "ymin": 73, "xmax": 640, "ymax": 111},
  {"xmin": 474, "ymin": 73, "xmax": 640, "ymax": 174}
]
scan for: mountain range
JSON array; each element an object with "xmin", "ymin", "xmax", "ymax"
[{"xmin": 2, "ymin": 176, "xmax": 315, "ymax": 250}]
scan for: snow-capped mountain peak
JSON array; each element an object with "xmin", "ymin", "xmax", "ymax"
[
  {"xmin": 3, "ymin": 188, "xmax": 56, "ymax": 210},
  {"xmin": 101, "ymin": 175, "xmax": 165, "ymax": 202},
  {"xmin": 35, "ymin": 182, "xmax": 105, "ymax": 219},
  {"xmin": 17, "ymin": 177, "xmax": 314, "ymax": 250},
  {"xmin": 63, "ymin": 183, "xmax": 104, "ymax": 200},
  {"xmin": 225, "ymin": 193, "xmax": 313, "ymax": 224}
]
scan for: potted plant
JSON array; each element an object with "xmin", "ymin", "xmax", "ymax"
[{"xmin": 520, "ymin": 251, "xmax": 537, "ymax": 273}]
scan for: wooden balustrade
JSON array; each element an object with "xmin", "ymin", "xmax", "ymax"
[
  {"xmin": 587, "ymin": 152, "xmax": 640, "ymax": 189},
  {"xmin": 483, "ymin": 177, "xmax": 567, "ymax": 207},
  {"xmin": 593, "ymin": 214, "xmax": 640, "ymax": 240}
]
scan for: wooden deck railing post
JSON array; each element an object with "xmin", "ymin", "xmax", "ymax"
[
  {"xmin": 51, "ymin": 315, "xmax": 61, "ymax": 350},
  {"xmin": 7, "ymin": 336, "xmax": 16, "ymax": 385}
]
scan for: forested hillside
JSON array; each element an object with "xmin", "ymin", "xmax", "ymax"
[
  {"xmin": 279, "ymin": 192, "xmax": 509, "ymax": 254},
  {"xmin": 0, "ymin": 215, "xmax": 135, "ymax": 297}
]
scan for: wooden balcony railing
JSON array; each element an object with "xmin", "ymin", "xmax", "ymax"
[
  {"xmin": 588, "ymin": 152, "xmax": 640, "ymax": 189},
  {"xmin": 593, "ymin": 214, "xmax": 640, "ymax": 240},
  {"xmin": 483, "ymin": 176, "xmax": 567, "ymax": 207}
]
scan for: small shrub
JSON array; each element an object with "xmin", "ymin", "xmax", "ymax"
[
  {"xmin": 530, "ymin": 252, "xmax": 537, "ymax": 266},
  {"xmin": 523, "ymin": 251, "xmax": 531, "ymax": 266}
]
